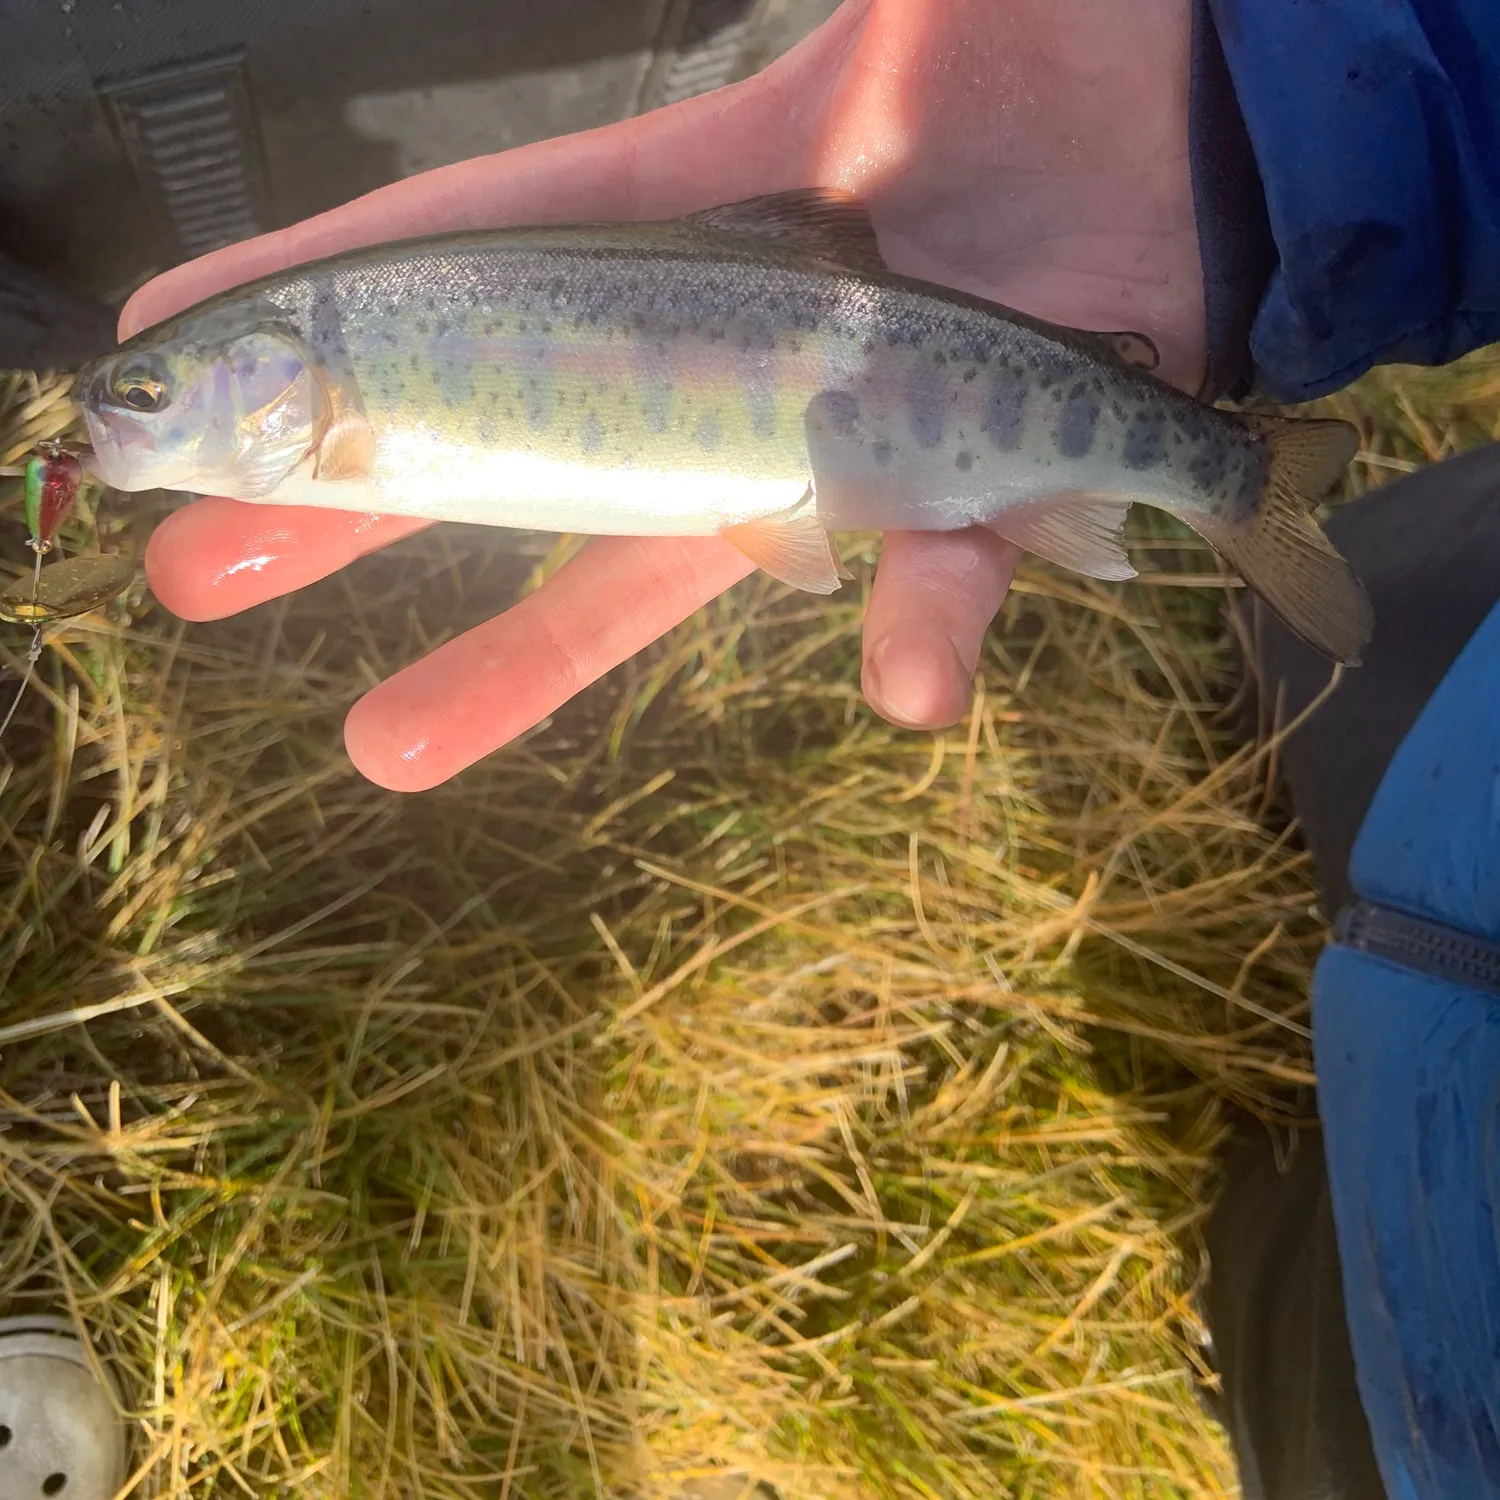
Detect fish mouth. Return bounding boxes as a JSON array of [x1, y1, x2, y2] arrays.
[[72, 444, 111, 487], [78, 435, 156, 493], [76, 404, 171, 492]]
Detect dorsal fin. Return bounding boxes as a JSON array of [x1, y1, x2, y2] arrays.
[[684, 189, 888, 274]]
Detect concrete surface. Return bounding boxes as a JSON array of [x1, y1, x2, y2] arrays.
[[0, 0, 848, 314]]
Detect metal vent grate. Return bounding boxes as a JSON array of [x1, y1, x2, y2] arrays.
[[637, 0, 758, 112], [99, 53, 273, 265]]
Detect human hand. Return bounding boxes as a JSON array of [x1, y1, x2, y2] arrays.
[[128, 0, 1205, 790]]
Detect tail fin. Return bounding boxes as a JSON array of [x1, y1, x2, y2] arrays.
[[1189, 414, 1372, 666]]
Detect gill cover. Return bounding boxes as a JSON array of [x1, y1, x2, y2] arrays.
[[215, 330, 324, 498]]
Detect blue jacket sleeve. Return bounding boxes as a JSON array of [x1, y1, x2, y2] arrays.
[[1190, 0, 1500, 403], [1314, 598, 1500, 1500]]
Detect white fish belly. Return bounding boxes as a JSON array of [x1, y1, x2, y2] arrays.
[[251, 437, 811, 535]]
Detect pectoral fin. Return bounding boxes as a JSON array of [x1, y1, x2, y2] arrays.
[[314, 406, 376, 481], [722, 491, 850, 594]]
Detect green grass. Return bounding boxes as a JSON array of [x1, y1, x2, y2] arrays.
[[1, 350, 1495, 1499]]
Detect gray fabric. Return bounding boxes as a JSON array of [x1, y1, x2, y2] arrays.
[[1206, 440, 1500, 1500], [0, 252, 116, 371]]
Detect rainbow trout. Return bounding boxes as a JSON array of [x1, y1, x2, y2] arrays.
[[76, 189, 1371, 662]]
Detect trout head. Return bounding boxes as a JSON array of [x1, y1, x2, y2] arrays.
[[76, 319, 322, 500]]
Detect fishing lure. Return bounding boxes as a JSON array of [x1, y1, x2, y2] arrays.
[[0, 443, 133, 740]]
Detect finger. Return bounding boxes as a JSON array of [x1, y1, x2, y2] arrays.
[[119, 5, 863, 339], [144, 498, 431, 620], [343, 535, 754, 791], [861, 528, 1018, 729]]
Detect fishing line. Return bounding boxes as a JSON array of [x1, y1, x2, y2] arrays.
[[0, 443, 132, 751]]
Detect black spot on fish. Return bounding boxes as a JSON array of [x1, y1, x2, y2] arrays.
[[1057, 386, 1101, 458], [1031, 350, 1075, 387], [956, 450, 974, 472], [695, 410, 723, 451], [518, 321, 529, 333], [872, 437, 894, 467], [933, 350, 948, 366], [642, 377, 673, 434], [1092, 376, 1105, 394], [818, 389, 861, 439], [521, 369, 551, 431], [1049, 388, 1063, 402], [1121, 413, 1167, 470], [709, 326, 726, 342], [1239, 440, 1271, 497], [745, 382, 777, 438], [1111, 401, 1128, 422], [962, 368, 977, 384], [982, 365, 1027, 451], [1188, 444, 1232, 493], [905, 367, 946, 449]]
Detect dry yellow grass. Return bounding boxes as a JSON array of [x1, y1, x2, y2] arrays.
[[1, 348, 1496, 1499]]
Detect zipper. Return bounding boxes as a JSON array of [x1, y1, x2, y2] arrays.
[[1334, 899, 1500, 997]]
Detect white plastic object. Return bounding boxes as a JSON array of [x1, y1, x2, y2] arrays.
[[0, 1315, 126, 1500]]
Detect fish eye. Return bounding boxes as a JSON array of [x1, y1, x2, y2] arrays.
[[109, 362, 169, 414]]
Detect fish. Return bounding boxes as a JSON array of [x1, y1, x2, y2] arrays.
[[74, 188, 1372, 663]]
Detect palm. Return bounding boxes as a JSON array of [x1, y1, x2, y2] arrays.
[[130, 0, 1201, 790]]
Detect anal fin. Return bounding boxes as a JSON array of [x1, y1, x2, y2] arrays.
[[723, 491, 850, 594], [987, 495, 1137, 581]]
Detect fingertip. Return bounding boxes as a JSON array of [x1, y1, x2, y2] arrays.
[[863, 629, 973, 729], [343, 689, 442, 794], [144, 498, 431, 621], [860, 528, 1017, 731]]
